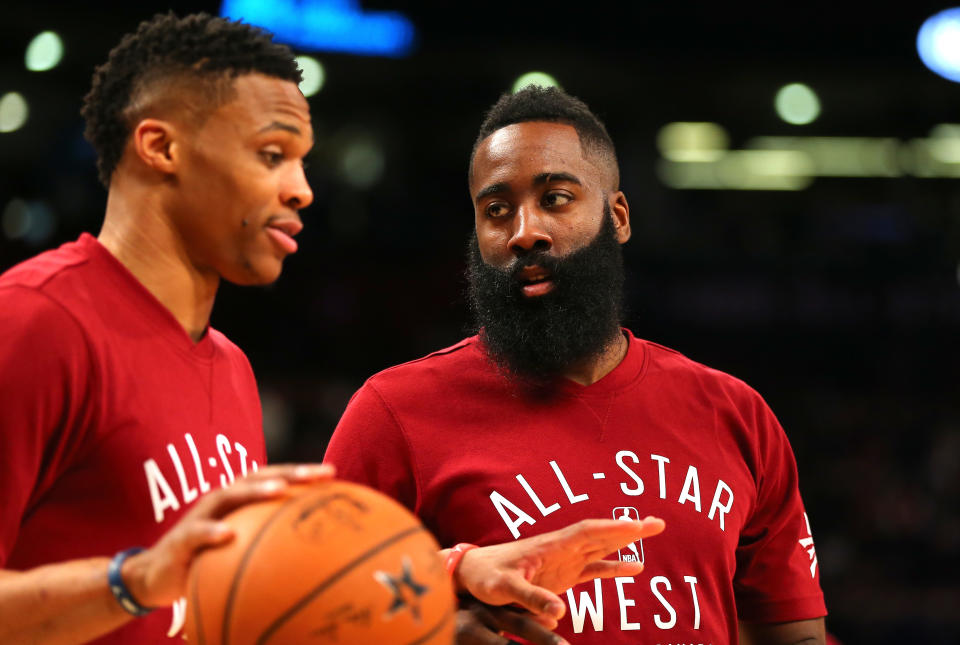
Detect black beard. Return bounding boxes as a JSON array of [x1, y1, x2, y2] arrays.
[[467, 205, 625, 385]]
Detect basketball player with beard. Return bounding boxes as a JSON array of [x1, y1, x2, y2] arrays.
[[0, 15, 659, 644], [325, 87, 827, 644]]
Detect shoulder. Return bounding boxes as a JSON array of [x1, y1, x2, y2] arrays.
[[0, 236, 93, 292], [639, 336, 767, 409], [363, 336, 486, 392], [0, 236, 101, 332]]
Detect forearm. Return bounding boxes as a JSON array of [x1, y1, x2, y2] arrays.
[[738, 617, 826, 645], [0, 559, 134, 645]]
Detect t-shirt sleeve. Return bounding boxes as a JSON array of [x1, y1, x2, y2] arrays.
[[733, 392, 827, 623], [323, 381, 419, 512], [0, 286, 96, 567]]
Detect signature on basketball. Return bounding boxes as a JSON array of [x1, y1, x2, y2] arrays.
[[292, 492, 371, 542], [309, 602, 373, 641]]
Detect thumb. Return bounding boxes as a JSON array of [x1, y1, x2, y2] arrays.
[[173, 520, 235, 555], [497, 576, 566, 620]]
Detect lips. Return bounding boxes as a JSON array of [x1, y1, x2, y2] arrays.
[[264, 217, 303, 255], [516, 265, 555, 297]]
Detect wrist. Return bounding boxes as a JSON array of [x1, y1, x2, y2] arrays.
[[109, 548, 154, 616], [444, 543, 478, 592]]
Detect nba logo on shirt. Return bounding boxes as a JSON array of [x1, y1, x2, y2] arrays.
[[612, 507, 644, 564]]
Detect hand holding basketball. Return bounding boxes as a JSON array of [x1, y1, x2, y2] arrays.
[[120, 463, 335, 610], [452, 517, 666, 620], [185, 479, 455, 645]]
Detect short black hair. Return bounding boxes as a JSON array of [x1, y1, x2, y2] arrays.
[[471, 85, 619, 188], [82, 12, 302, 186]]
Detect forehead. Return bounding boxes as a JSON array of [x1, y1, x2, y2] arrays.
[[212, 73, 312, 135], [470, 122, 599, 191]]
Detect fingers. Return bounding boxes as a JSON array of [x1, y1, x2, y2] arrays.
[[455, 608, 510, 645], [578, 558, 643, 582], [190, 477, 292, 520], [189, 464, 336, 520], [247, 463, 336, 483], [491, 576, 566, 620], [465, 604, 569, 645], [557, 517, 665, 557], [174, 519, 235, 553]]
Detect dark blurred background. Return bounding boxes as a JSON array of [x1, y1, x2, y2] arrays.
[[2, 1, 959, 642]]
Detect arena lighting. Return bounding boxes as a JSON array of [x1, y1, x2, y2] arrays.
[[0, 92, 28, 133], [917, 8, 960, 82], [748, 137, 901, 177], [220, 0, 415, 57], [512, 72, 559, 93], [339, 136, 385, 188], [295, 55, 325, 97], [657, 151, 813, 191], [2, 198, 56, 245], [657, 122, 729, 162], [2, 199, 29, 239], [926, 124, 960, 162], [657, 125, 960, 190], [774, 83, 820, 125], [25, 31, 64, 72]]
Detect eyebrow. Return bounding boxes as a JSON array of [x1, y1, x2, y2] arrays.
[[259, 121, 304, 137], [475, 182, 510, 202], [534, 171, 582, 186], [475, 172, 583, 203]]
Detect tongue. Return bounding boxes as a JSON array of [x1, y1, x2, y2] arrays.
[[266, 226, 298, 254]]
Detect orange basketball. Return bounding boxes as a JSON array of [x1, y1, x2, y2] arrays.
[[185, 480, 455, 645]]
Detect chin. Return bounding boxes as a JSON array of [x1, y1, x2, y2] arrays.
[[222, 258, 285, 286]]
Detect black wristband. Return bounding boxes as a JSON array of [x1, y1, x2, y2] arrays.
[[107, 547, 153, 616]]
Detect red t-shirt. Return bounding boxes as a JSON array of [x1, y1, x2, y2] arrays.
[[0, 234, 266, 643], [326, 332, 826, 644]]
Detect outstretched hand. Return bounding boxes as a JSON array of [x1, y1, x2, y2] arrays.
[[452, 517, 665, 620], [121, 463, 335, 609]]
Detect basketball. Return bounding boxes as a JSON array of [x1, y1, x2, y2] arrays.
[[185, 480, 455, 645]]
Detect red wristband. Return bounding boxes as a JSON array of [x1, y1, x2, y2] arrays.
[[444, 543, 478, 576]]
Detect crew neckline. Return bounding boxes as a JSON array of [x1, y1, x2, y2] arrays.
[[554, 329, 648, 397], [77, 233, 217, 360]]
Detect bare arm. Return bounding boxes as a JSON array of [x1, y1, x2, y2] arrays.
[[739, 617, 826, 645], [0, 464, 333, 645], [445, 517, 665, 620]]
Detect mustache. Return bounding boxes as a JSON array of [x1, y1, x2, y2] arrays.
[[499, 250, 559, 279]]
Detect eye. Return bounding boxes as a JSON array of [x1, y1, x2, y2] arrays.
[[542, 191, 572, 208], [259, 149, 285, 167], [485, 201, 511, 219]]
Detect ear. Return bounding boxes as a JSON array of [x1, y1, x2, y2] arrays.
[[130, 118, 179, 176], [610, 191, 631, 244]]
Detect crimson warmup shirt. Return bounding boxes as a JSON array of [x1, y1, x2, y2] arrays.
[[0, 234, 266, 643], [326, 333, 826, 645]]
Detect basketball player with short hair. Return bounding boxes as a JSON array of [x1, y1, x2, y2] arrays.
[[325, 86, 828, 644], [0, 14, 668, 644]]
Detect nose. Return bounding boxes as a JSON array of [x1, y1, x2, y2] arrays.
[[280, 164, 314, 211], [508, 204, 552, 256]]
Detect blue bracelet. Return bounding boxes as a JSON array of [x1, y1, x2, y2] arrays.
[[107, 547, 153, 616]]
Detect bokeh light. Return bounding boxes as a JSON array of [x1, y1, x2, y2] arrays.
[[296, 55, 325, 97], [0, 93, 29, 133], [512, 71, 559, 93], [917, 8, 960, 83], [657, 122, 730, 162], [339, 137, 385, 188], [2, 198, 56, 245], [25, 31, 64, 72], [775, 83, 821, 125]]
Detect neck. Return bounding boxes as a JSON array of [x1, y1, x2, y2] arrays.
[[98, 184, 219, 343], [562, 329, 628, 386]]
